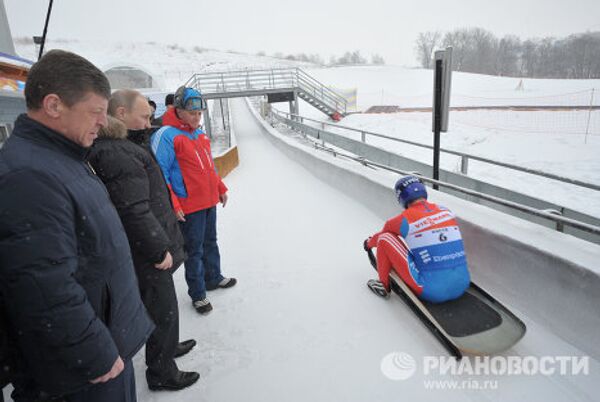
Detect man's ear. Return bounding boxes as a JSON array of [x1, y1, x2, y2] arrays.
[[115, 106, 127, 120], [42, 94, 63, 118]]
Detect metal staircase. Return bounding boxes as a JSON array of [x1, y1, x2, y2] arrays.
[[184, 68, 347, 118]]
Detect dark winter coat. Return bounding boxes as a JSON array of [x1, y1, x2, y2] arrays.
[[0, 114, 154, 398], [88, 118, 185, 272], [0, 294, 13, 390]]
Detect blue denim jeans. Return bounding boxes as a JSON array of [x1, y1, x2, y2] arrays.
[[179, 207, 224, 302]]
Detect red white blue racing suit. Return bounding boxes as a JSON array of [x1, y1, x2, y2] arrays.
[[367, 200, 470, 303]]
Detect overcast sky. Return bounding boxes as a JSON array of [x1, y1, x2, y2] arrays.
[[5, 0, 600, 65]]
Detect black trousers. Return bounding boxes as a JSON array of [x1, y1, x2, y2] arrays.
[[135, 266, 179, 382]]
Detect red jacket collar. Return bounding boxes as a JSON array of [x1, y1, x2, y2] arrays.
[[162, 108, 196, 133]]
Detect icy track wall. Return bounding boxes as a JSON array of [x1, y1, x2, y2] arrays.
[[243, 98, 600, 360]]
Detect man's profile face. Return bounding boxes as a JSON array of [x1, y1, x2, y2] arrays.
[[178, 109, 202, 130], [59, 92, 108, 148], [122, 96, 152, 130]]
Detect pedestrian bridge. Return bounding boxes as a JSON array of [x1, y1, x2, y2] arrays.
[[185, 68, 348, 120]]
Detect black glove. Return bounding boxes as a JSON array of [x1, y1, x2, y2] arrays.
[[363, 238, 371, 251]]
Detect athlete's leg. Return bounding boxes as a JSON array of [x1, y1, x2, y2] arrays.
[[376, 233, 423, 296]]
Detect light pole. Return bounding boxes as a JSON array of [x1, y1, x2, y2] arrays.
[[38, 0, 54, 60]]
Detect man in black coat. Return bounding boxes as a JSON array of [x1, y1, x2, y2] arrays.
[[0, 50, 154, 401], [151, 93, 174, 127], [88, 89, 199, 391], [0, 294, 14, 402]]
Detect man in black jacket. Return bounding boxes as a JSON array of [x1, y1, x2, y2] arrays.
[[0, 294, 13, 402], [0, 50, 154, 401], [151, 93, 174, 127], [88, 89, 199, 391]]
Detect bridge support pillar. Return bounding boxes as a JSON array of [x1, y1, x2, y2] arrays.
[[289, 91, 299, 120], [203, 102, 213, 139]]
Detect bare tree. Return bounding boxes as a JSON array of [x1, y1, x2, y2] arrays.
[[442, 29, 472, 71], [416, 28, 600, 78], [495, 35, 521, 76], [414, 31, 441, 68], [371, 54, 386, 65], [519, 39, 538, 77], [536, 37, 557, 77], [467, 28, 497, 74], [568, 33, 598, 78]]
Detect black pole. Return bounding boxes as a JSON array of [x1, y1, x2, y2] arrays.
[[38, 0, 54, 60], [433, 58, 443, 190], [219, 98, 226, 130]]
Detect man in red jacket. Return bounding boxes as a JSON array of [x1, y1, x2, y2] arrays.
[[151, 86, 236, 314]]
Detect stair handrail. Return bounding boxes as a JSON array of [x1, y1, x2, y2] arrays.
[[185, 68, 348, 115]]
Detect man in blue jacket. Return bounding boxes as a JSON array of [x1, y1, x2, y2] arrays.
[[0, 50, 154, 402]]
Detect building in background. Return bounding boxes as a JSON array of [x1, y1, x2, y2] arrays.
[[0, 0, 30, 147]]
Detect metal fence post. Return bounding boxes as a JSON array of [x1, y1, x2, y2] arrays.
[[203, 102, 212, 139], [361, 131, 366, 143], [460, 156, 469, 175], [585, 88, 595, 144]]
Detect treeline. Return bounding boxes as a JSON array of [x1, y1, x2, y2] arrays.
[[260, 50, 385, 66], [415, 28, 600, 78]]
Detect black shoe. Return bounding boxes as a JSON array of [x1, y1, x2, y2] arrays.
[[206, 277, 237, 291], [174, 339, 196, 358], [148, 370, 200, 391], [193, 298, 213, 314], [367, 279, 389, 298]]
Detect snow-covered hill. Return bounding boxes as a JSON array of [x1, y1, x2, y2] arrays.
[[288, 66, 600, 218], [13, 38, 314, 90], [13, 40, 600, 217]]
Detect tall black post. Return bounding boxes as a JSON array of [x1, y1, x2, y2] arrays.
[[38, 0, 54, 60], [433, 58, 443, 190]]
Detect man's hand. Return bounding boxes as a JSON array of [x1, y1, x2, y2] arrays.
[[155, 251, 173, 270], [363, 238, 371, 251], [176, 210, 186, 222], [90, 356, 124, 384], [219, 193, 228, 208]]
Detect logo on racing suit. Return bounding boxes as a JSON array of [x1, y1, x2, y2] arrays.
[[419, 250, 432, 264]]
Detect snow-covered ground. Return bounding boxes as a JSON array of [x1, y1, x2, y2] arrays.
[[276, 66, 600, 218], [305, 66, 600, 110], [134, 99, 598, 401], [3, 47, 600, 400], [13, 38, 313, 90]]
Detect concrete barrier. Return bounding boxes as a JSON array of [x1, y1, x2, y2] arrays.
[[243, 98, 600, 360], [213, 98, 239, 179], [214, 146, 239, 178], [271, 112, 600, 244]]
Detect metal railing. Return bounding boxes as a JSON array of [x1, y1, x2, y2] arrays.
[[272, 109, 600, 192], [305, 140, 600, 237], [208, 98, 232, 153], [185, 68, 347, 115], [263, 104, 600, 243]]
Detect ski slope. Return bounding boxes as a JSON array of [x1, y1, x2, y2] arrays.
[[127, 99, 597, 402]]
